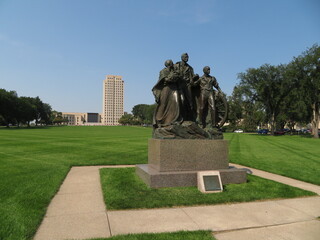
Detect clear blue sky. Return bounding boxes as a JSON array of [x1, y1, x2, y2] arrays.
[[1, 0, 319, 113]]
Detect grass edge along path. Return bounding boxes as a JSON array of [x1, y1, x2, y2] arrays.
[[226, 133, 320, 186], [91, 230, 215, 240], [100, 168, 316, 210]]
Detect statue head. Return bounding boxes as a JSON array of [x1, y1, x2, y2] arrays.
[[181, 53, 189, 62], [203, 66, 210, 74], [164, 59, 173, 68]]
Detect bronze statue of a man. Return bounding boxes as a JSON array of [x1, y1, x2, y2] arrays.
[[174, 53, 199, 121], [195, 66, 222, 128]]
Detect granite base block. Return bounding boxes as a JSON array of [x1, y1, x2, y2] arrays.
[[148, 139, 229, 172], [136, 164, 247, 188]]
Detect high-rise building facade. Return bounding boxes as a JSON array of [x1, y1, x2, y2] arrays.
[[102, 75, 124, 125]]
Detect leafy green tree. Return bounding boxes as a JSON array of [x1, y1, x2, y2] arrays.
[[32, 96, 45, 126], [276, 67, 310, 131], [227, 87, 243, 130], [41, 103, 52, 125], [132, 104, 156, 124], [118, 113, 134, 125], [0, 115, 4, 125], [0, 89, 18, 127], [132, 104, 149, 122], [16, 97, 36, 127], [52, 111, 64, 125], [290, 44, 320, 138], [0, 89, 53, 127], [228, 85, 267, 132], [242, 101, 266, 132], [237, 64, 294, 134], [145, 104, 156, 124]]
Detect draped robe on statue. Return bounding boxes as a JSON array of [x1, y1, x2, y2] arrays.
[[152, 67, 183, 128]]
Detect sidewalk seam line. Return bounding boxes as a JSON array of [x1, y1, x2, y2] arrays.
[[213, 218, 318, 235], [105, 209, 113, 237], [180, 208, 201, 229], [97, 167, 113, 237]]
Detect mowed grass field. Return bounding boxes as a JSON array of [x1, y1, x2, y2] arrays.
[[226, 133, 320, 185], [0, 126, 319, 240], [0, 126, 150, 240], [100, 168, 314, 210]]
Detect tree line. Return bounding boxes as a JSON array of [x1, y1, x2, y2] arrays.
[[0, 89, 64, 127], [228, 44, 319, 138], [118, 104, 156, 126]]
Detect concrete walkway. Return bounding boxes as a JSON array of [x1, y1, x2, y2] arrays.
[[34, 165, 134, 240], [34, 165, 320, 240], [230, 163, 320, 195]]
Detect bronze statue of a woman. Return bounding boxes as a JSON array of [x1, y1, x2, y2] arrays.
[[152, 59, 183, 128]]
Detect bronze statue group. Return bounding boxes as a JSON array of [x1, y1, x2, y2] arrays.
[[152, 53, 226, 139]]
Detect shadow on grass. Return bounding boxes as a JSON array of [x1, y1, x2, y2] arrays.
[[230, 165, 253, 174]]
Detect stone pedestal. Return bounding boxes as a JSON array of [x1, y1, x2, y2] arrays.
[[136, 139, 247, 188]]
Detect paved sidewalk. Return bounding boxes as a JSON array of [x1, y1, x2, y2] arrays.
[[231, 163, 320, 195], [34, 165, 320, 240], [108, 197, 320, 237], [215, 220, 320, 240], [34, 165, 134, 240]]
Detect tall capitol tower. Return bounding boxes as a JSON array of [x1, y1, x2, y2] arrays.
[[102, 75, 124, 125]]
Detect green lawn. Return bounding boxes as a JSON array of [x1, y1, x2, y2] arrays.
[[92, 231, 215, 240], [0, 126, 150, 240], [0, 126, 319, 240], [226, 133, 320, 185], [100, 168, 315, 210]]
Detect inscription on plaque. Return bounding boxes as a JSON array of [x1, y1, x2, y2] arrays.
[[197, 171, 223, 193], [203, 175, 221, 191]]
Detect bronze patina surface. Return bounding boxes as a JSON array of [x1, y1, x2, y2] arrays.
[[152, 53, 227, 139]]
